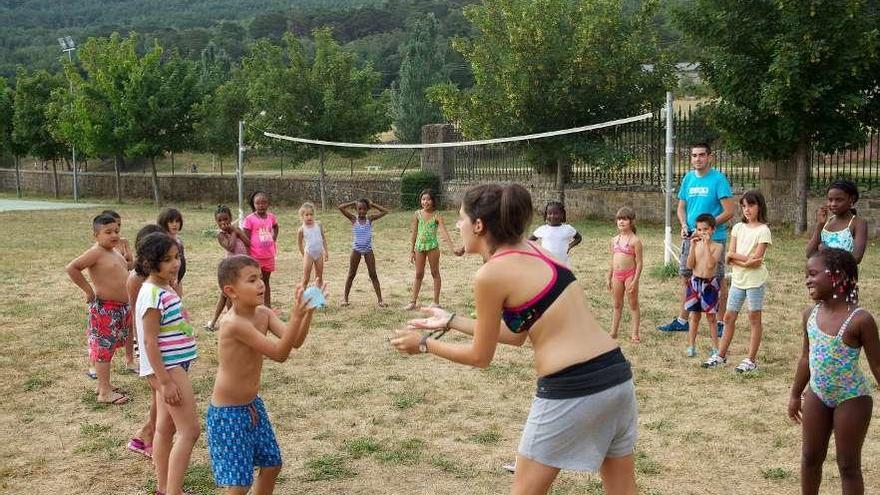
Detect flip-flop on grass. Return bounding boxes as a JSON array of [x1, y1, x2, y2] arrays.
[[97, 391, 129, 406]]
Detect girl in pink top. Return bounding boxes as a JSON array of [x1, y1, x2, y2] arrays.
[[243, 191, 279, 309], [206, 205, 251, 331], [607, 207, 643, 343]]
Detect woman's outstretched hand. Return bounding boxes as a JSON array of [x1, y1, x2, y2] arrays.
[[391, 328, 421, 354], [407, 307, 452, 330]]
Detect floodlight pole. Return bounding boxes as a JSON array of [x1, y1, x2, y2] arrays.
[[60, 38, 78, 202], [664, 91, 674, 265], [238, 120, 245, 222]]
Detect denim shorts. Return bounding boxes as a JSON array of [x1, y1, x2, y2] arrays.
[[727, 284, 766, 313], [679, 237, 726, 279]]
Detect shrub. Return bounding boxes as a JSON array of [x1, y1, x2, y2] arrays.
[[401, 171, 440, 209]]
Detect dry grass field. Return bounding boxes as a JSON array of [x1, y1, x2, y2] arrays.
[[0, 195, 877, 494]]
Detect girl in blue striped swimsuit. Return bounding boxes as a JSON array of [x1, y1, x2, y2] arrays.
[[338, 198, 389, 306]]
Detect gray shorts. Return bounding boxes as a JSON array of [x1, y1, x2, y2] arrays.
[[518, 379, 638, 472], [679, 237, 727, 278]]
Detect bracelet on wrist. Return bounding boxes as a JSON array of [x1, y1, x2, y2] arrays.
[[445, 312, 456, 330]]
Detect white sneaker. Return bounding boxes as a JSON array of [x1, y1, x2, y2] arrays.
[[735, 358, 757, 373], [502, 461, 516, 473], [701, 354, 727, 368]]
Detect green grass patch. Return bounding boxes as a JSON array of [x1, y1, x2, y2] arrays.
[[376, 438, 425, 465], [344, 436, 383, 459], [761, 467, 792, 480], [635, 450, 662, 476], [651, 260, 679, 280], [79, 423, 112, 436], [430, 455, 474, 478], [23, 374, 54, 392], [141, 463, 216, 495], [302, 454, 357, 482], [468, 427, 502, 445], [392, 391, 425, 410]]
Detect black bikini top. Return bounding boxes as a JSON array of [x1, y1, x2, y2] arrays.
[[491, 242, 577, 333]]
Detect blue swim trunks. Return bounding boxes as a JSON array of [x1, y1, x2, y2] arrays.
[[206, 396, 282, 487]]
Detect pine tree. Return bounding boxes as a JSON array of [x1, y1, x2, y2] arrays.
[[391, 14, 448, 143]]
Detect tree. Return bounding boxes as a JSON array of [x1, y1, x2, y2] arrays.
[[198, 41, 232, 95], [67, 33, 142, 203], [241, 29, 390, 207], [126, 47, 201, 204], [249, 11, 289, 42], [193, 79, 249, 168], [242, 29, 389, 144], [428, 0, 671, 181], [12, 68, 68, 164], [678, 0, 880, 232], [391, 14, 447, 143], [0, 78, 13, 163]]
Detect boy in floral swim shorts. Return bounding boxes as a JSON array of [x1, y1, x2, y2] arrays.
[[66, 213, 132, 405]]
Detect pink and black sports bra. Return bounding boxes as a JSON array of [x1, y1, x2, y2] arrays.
[[491, 242, 577, 333]]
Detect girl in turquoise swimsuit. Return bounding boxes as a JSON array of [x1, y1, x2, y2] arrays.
[[806, 179, 868, 264], [789, 249, 880, 495], [404, 189, 463, 310]]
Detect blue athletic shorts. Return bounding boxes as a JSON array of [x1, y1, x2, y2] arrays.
[[206, 396, 282, 487]]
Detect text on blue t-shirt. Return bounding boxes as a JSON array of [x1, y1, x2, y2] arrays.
[[678, 168, 733, 241]]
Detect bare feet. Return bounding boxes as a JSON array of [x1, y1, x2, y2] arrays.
[[340, 301, 350, 307], [630, 335, 641, 343], [377, 301, 388, 308]]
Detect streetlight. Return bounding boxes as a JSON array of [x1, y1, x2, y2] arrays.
[[58, 36, 78, 202]]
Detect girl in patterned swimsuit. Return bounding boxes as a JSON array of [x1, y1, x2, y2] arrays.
[[404, 189, 463, 310], [338, 198, 389, 307], [806, 179, 867, 264], [606, 207, 642, 343], [789, 249, 880, 495]]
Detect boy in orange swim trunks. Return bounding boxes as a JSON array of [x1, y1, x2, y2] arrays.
[[66, 213, 132, 405]]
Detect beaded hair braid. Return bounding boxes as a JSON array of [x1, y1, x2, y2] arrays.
[[819, 248, 859, 305]]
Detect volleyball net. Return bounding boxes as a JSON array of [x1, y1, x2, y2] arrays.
[[256, 111, 665, 193]]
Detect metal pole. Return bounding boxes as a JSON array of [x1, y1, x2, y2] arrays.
[[664, 91, 674, 264], [66, 49, 79, 202], [318, 147, 326, 211], [238, 120, 245, 221]]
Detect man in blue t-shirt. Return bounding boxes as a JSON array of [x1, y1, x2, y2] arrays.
[[658, 143, 735, 336]]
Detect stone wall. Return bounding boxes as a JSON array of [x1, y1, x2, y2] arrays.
[[443, 179, 880, 237], [3, 168, 876, 237], [0, 169, 402, 208]]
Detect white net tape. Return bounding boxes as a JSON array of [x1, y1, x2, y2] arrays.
[[263, 112, 653, 149]]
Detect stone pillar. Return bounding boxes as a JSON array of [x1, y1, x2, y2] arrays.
[[759, 159, 799, 228], [420, 123, 457, 181]]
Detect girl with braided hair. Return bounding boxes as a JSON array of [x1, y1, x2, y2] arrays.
[[789, 248, 880, 494]]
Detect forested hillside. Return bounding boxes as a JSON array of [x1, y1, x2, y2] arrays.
[[0, 0, 476, 86]]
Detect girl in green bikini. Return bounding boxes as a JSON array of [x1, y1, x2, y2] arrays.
[[404, 189, 464, 310]]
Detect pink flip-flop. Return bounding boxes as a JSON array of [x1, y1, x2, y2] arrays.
[[127, 437, 153, 459]]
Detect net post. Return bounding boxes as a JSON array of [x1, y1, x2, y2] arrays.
[[319, 147, 327, 211], [237, 120, 244, 222], [664, 91, 674, 265]]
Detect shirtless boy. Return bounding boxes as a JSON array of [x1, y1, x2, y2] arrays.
[[206, 255, 322, 494], [684, 213, 724, 358], [66, 213, 131, 405]]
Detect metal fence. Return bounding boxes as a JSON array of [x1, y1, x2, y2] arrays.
[[448, 109, 879, 192]]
